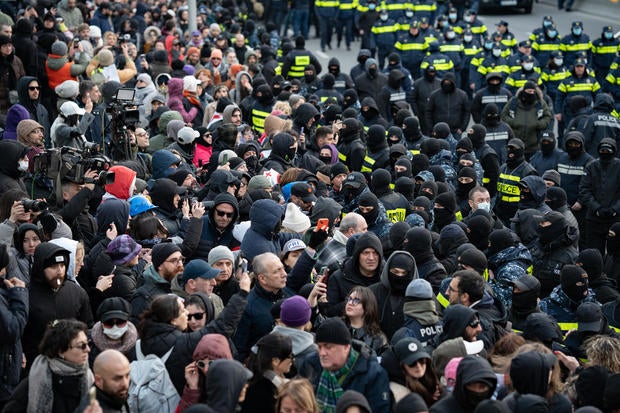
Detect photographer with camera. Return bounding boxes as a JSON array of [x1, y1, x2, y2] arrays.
[[51, 101, 95, 150]]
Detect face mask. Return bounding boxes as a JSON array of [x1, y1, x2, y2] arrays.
[[362, 109, 373, 119], [477, 202, 491, 212], [18, 160, 29, 172], [540, 140, 555, 153], [519, 92, 537, 105], [605, 32, 613, 40], [405, 11, 413, 17], [464, 34, 473, 42], [103, 324, 129, 340], [441, 81, 455, 93], [572, 28, 582, 36], [492, 49, 501, 57], [448, 13, 457, 20], [388, 271, 411, 294], [512, 289, 539, 312], [319, 155, 332, 164], [286, 146, 297, 162], [369, 3, 376, 10], [543, 20, 552, 28], [368, 67, 378, 77], [329, 67, 339, 76], [464, 389, 492, 409], [380, 14, 388, 21], [599, 151, 615, 161], [304, 74, 315, 83], [424, 71, 436, 81], [484, 42, 493, 50], [553, 58, 563, 66], [547, 30, 557, 38], [245, 155, 259, 170], [467, 15, 475, 23], [523, 63, 534, 71], [446, 31, 456, 40], [434, 208, 453, 228]]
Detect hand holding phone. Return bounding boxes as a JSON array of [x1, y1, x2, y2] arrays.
[[317, 218, 329, 232]]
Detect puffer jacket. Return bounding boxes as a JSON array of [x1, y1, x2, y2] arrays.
[[531, 226, 579, 297], [166, 78, 198, 124], [148, 111, 184, 153], [583, 94, 620, 157], [579, 138, 620, 222], [539, 285, 599, 326], [488, 243, 533, 310]]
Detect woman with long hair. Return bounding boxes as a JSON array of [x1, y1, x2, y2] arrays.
[[275, 378, 319, 413], [343, 286, 388, 354], [242, 333, 294, 413], [391, 337, 441, 406]]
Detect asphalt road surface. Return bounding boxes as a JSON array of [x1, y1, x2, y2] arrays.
[[297, 0, 618, 74]]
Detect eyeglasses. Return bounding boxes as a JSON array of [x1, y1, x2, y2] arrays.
[[71, 342, 90, 351], [29, 86, 40, 91], [102, 319, 128, 328], [166, 256, 185, 266], [447, 284, 459, 294], [188, 312, 205, 321], [215, 209, 234, 218], [468, 319, 481, 328], [346, 297, 361, 305]]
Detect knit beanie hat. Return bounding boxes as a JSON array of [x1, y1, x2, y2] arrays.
[[97, 48, 114, 66], [316, 317, 351, 345], [106, 234, 142, 265], [51, 40, 68, 56], [435, 192, 457, 213], [389, 253, 415, 273], [151, 242, 182, 270], [458, 248, 488, 275], [16, 119, 43, 143], [405, 278, 433, 299], [247, 175, 272, 192], [55, 80, 80, 98], [208, 245, 234, 266], [542, 169, 561, 186], [433, 122, 451, 139], [282, 203, 311, 233], [468, 124, 487, 147], [281, 295, 312, 327]]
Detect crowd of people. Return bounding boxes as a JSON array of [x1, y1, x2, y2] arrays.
[[1, 0, 620, 412]]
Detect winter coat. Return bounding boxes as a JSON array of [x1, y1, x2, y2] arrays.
[[129, 264, 172, 323], [0, 284, 28, 403], [240, 199, 299, 262], [488, 244, 532, 310], [557, 138, 593, 205], [370, 251, 419, 340], [298, 340, 391, 413], [354, 60, 388, 103], [531, 227, 579, 297], [193, 193, 240, 260], [471, 290, 509, 350], [140, 290, 248, 394], [501, 88, 553, 156], [45, 51, 88, 90], [579, 138, 620, 222], [395, 299, 443, 346], [16, 76, 50, 144], [0, 139, 28, 196], [22, 243, 93, 365], [425, 73, 470, 134], [12, 20, 38, 77], [232, 283, 293, 362], [539, 286, 599, 328], [582, 94, 620, 157], [166, 78, 198, 124]]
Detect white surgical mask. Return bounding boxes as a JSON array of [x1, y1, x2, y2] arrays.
[[492, 49, 501, 57], [554, 58, 563, 66], [380, 14, 388, 21], [406, 10, 413, 17], [464, 35, 473, 42], [449, 13, 457, 20], [477, 201, 491, 212], [103, 324, 129, 340], [523, 63, 534, 71], [18, 160, 29, 172], [446, 31, 456, 40]]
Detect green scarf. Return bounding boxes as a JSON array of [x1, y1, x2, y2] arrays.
[[316, 347, 360, 413]]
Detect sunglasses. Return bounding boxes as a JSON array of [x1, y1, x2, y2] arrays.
[[188, 312, 205, 321], [71, 342, 89, 351], [29, 86, 40, 91], [102, 319, 128, 328], [215, 209, 234, 218], [468, 319, 481, 328], [346, 297, 361, 305], [409, 358, 425, 367]]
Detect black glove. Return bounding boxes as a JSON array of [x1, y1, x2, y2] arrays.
[[307, 227, 329, 249]]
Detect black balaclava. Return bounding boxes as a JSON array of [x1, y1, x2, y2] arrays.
[[272, 132, 296, 162], [565, 131, 586, 158], [418, 181, 437, 201], [403, 116, 421, 142], [456, 136, 474, 157], [540, 135, 556, 155], [411, 154, 430, 176], [486, 74, 503, 93], [404, 227, 434, 264], [482, 103, 501, 127], [422, 138, 441, 158], [561, 264, 589, 303], [367, 124, 388, 152], [395, 158, 413, 179], [577, 249, 604, 283], [388, 69, 405, 90], [598, 139, 617, 163], [413, 196, 432, 215], [488, 228, 516, 257], [390, 222, 411, 251], [512, 283, 540, 315], [256, 84, 273, 104], [606, 222, 620, 257], [395, 176, 415, 199], [394, 109, 412, 130], [465, 215, 492, 251], [537, 211, 566, 245], [388, 253, 416, 294], [434, 192, 457, 229], [456, 167, 477, 199], [342, 89, 359, 109], [510, 351, 552, 397], [545, 186, 567, 211], [519, 81, 538, 106], [458, 153, 477, 171], [304, 64, 316, 83], [370, 168, 393, 197], [506, 138, 525, 169], [358, 192, 380, 224], [428, 165, 446, 183], [433, 122, 451, 140], [467, 124, 487, 149], [441, 75, 456, 93], [387, 126, 404, 146]]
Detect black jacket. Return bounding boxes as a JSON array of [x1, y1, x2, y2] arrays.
[[579, 138, 620, 222], [0, 285, 28, 403], [425, 73, 471, 134]]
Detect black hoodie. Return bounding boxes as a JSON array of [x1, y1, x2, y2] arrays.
[[583, 94, 620, 158], [23, 242, 93, 366], [0, 140, 29, 195]]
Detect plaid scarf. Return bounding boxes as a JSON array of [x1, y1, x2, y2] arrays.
[[316, 348, 360, 413]]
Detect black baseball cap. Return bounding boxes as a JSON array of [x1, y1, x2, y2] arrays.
[[511, 275, 541, 292], [577, 302, 603, 333], [291, 182, 317, 203]]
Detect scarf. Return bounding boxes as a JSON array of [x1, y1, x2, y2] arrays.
[[316, 348, 359, 413], [28, 355, 94, 413], [403, 300, 440, 325], [90, 321, 139, 354], [183, 90, 201, 107]]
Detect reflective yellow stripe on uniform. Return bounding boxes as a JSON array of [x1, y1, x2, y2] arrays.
[[437, 292, 450, 309], [395, 42, 427, 51], [386, 208, 407, 222], [557, 322, 578, 332], [289, 55, 311, 77], [498, 173, 521, 202], [360, 155, 375, 173], [455, 210, 463, 221], [338, 152, 347, 162], [251, 109, 270, 133], [372, 24, 398, 34], [592, 45, 620, 54]]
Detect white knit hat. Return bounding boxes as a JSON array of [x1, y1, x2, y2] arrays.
[[282, 203, 311, 234]]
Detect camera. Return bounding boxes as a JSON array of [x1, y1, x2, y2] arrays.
[[106, 88, 140, 160], [33, 146, 112, 185], [22, 199, 48, 212]]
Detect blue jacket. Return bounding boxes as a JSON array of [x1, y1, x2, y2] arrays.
[[90, 9, 113, 34], [240, 199, 299, 262], [488, 244, 532, 310], [539, 285, 599, 325], [298, 340, 391, 413], [0, 286, 28, 402]]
